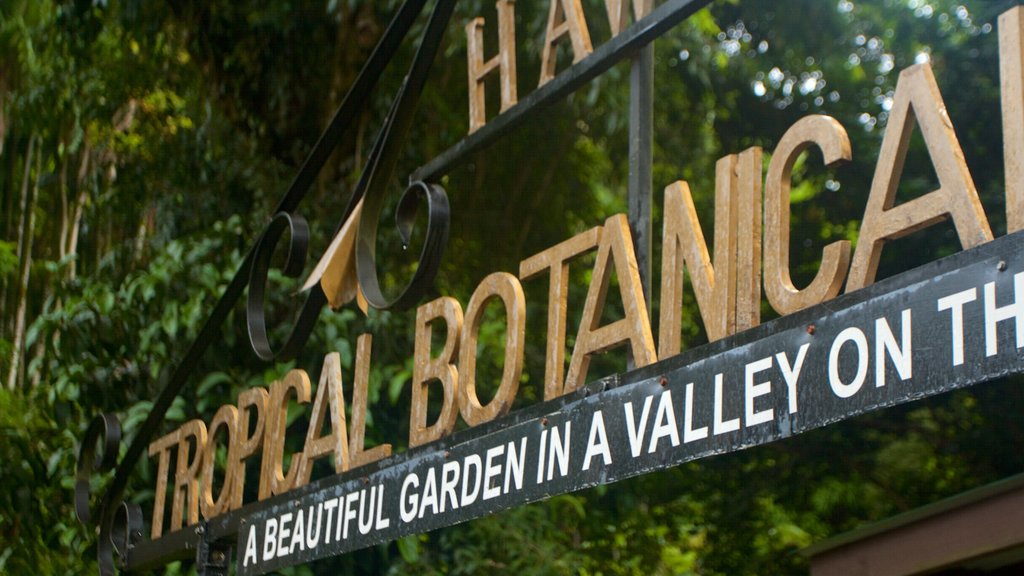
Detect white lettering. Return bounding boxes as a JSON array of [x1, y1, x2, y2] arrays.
[[343, 492, 358, 539], [547, 421, 571, 481], [713, 373, 740, 435], [289, 508, 305, 554], [418, 469, 438, 518], [323, 498, 338, 544], [648, 390, 681, 452], [400, 473, 419, 523], [938, 287, 977, 366], [984, 272, 1024, 356], [306, 503, 322, 549], [277, 512, 292, 559], [582, 411, 611, 470], [505, 438, 527, 493], [262, 517, 278, 561], [462, 454, 482, 506], [441, 461, 461, 513], [829, 327, 869, 398], [683, 383, 708, 443], [776, 343, 809, 414], [483, 445, 504, 500], [624, 396, 653, 457], [745, 357, 774, 426], [876, 310, 912, 386], [358, 487, 375, 535], [536, 429, 547, 483], [244, 524, 258, 567], [375, 485, 390, 530]]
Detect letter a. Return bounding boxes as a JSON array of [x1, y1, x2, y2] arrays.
[[848, 63, 992, 291], [539, 0, 592, 85], [565, 214, 656, 391]]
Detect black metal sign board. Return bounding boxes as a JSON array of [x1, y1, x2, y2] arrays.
[[236, 231, 1024, 575]]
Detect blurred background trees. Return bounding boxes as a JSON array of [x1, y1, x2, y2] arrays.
[[1, 0, 1022, 573]]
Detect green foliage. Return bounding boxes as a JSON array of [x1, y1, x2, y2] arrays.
[[2, 0, 1022, 574], [0, 240, 16, 278]]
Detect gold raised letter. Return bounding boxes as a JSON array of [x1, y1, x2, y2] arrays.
[[231, 387, 268, 509], [765, 115, 852, 314], [736, 147, 764, 332], [458, 272, 526, 426], [520, 226, 601, 400], [604, 0, 651, 37], [847, 64, 992, 291], [1000, 7, 1024, 233], [200, 404, 238, 519], [349, 334, 392, 468], [566, 214, 656, 391], [410, 297, 463, 447], [148, 429, 178, 539], [659, 156, 739, 357], [297, 353, 350, 486], [171, 419, 207, 532], [466, 0, 518, 133], [539, 0, 592, 86], [258, 370, 311, 500], [659, 147, 763, 357]]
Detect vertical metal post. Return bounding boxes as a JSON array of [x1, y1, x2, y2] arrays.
[[629, 44, 654, 308], [627, 42, 654, 371]]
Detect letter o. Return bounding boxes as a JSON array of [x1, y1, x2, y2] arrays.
[[829, 327, 869, 398], [200, 404, 239, 519], [458, 272, 526, 426]]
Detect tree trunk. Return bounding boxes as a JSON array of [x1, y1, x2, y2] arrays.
[[0, 140, 15, 324], [59, 154, 69, 261], [66, 146, 90, 281], [27, 282, 51, 389], [4, 136, 33, 340], [7, 135, 38, 391]]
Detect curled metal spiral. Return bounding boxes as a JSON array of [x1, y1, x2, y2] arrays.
[[246, 211, 326, 362], [352, 0, 456, 310], [356, 180, 450, 310], [76, 413, 142, 573], [109, 502, 145, 565], [75, 413, 121, 526], [76, 0, 455, 572]]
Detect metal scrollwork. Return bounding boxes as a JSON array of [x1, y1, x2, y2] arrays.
[[354, 0, 456, 310], [357, 180, 450, 310], [76, 413, 133, 574], [76, 0, 456, 572], [246, 211, 326, 361], [75, 413, 121, 526], [111, 502, 145, 559]]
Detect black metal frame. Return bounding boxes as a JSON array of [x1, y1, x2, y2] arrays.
[[74, 0, 714, 573]]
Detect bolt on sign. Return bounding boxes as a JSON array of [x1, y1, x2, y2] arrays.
[[74, 1, 1024, 574]]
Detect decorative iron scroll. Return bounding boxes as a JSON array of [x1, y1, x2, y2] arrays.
[[74, 0, 454, 570], [73, 0, 715, 572]]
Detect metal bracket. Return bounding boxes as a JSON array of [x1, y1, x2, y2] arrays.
[[194, 523, 231, 576]]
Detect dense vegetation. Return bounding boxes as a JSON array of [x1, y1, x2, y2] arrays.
[[2, 0, 1023, 573]]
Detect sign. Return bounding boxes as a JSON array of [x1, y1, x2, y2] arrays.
[[237, 230, 1024, 574], [72, 1, 1024, 574]]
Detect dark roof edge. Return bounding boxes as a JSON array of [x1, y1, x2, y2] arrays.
[[802, 472, 1024, 558]]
